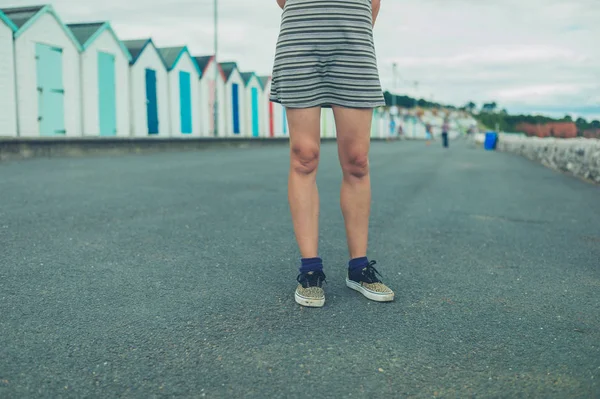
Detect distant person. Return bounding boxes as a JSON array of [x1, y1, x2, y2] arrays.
[[425, 123, 433, 145], [397, 124, 404, 139], [442, 119, 450, 148], [271, 0, 394, 307]]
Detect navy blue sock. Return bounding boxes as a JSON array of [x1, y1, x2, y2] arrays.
[[300, 257, 323, 274], [349, 256, 369, 271]]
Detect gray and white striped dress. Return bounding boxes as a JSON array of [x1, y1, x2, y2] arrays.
[[270, 0, 385, 109]]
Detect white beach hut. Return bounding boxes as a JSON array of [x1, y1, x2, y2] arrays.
[[2, 5, 82, 137], [158, 46, 201, 137], [321, 109, 336, 138], [123, 38, 169, 137], [258, 76, 274, 138], [68, 22, 131, 136], [240, 72, 264, 138], [194, 55, 226, 137], [219, 62, 245, 137], [0, 10, 17, 137]]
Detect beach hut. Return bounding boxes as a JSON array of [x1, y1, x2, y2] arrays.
[[240, 72, 263, 138], [68, 22, 131, 136], [158, 46, 201, 136], [219, 62, 245, 136], [258, 76, 274, 138], [123, 39, 169, 137], [321, 109, 336, 138], [260, 76, 288, 137], [195, 55, 226, 137], [0, 10, 17, 137], [2, 5, 82, 137]]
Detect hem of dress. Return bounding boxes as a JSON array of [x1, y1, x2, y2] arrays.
[[269, 97, 386, 110]]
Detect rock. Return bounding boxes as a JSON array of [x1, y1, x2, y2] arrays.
[[497, 134, 600, 184]]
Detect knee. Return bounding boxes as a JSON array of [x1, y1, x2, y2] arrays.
[[342, 151, 369, 179], [290, 143, 320, 175]]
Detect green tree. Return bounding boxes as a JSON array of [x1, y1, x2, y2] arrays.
[[465, 101, 476, 113]]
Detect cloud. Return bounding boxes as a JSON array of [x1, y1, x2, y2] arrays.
[[3, 0, 599, 120]]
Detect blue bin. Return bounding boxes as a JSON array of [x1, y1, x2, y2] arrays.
[[484, 131, 498, 151]]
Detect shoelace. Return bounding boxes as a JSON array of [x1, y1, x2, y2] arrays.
[[297, 270, 327, 288], [361, 260, 383, 284]]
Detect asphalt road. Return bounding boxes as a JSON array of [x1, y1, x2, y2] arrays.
[[1, 140, 599, 398]]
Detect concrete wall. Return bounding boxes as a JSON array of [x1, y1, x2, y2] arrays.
[[497, 134, 600, 183]]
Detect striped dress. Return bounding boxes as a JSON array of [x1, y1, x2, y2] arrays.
[[270, 0, 385, 109]]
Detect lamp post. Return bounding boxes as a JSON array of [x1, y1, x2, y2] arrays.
[[413, 81, 419, 138], [392, 62, 398, 108], [390, 63, 398, 138], [213, 0, 219, 137]]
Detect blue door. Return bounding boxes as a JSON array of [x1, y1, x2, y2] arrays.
[[283, 107, 288, 135], [251, 87, 259, 137], [232, 83, 240, 134], [145, 68, 159, 134], [36, 43, 65, 135], [98, 52, 116, 136], [179, 71, 192, 134]]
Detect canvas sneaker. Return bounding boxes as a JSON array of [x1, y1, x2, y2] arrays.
[[295, 270, 326, 307], [346, 260, 394, 302]]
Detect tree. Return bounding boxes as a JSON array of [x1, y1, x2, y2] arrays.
[[575, 117, 587, 127], [464, 101, 476, 113], [562, 115, 573, 122], [481, 102, 497, 113], [591, 120, 600, 128]]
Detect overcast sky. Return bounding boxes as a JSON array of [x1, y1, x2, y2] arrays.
[[7, 0, 600, 120]]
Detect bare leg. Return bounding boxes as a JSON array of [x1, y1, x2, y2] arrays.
[[287, 107, 322, 258], [333, 107, 373, 259]]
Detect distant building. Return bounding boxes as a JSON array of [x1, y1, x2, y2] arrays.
[[3, 5, 82, 137], [219, 62, 245, 136], [195, 55, 226, 137], [158, 46, 201, 136], [68, 22, 131, 137], [516, 122, 577, 138], [123, 39, 170, 137], [240, 72, 263, 138]]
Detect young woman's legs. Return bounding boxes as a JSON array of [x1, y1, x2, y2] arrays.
[[332, 106, 373, 259], [287, 107, 322, 259]]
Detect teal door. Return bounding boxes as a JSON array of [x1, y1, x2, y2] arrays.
[[36, 43, 65, 135], [98, 52, 116, 136], [145, 68, 159, 134], [232, 83, 240, 134], [179, 71, 192, 134], [251, 87, 259, 137], [283, 107, 288, 135]]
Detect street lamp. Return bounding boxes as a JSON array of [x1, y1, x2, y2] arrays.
[[213, 0, 219, 137], [413, 81, 419, 138], [392, 62, 398, 108]]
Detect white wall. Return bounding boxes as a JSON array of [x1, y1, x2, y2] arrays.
[[129, 43, 169, 137], [168, 52, 200, 137], [223, 69, 245, 137], [0, 21, 17, 137], [81, 29, 129, 136], [14, 12, 81, 137]]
